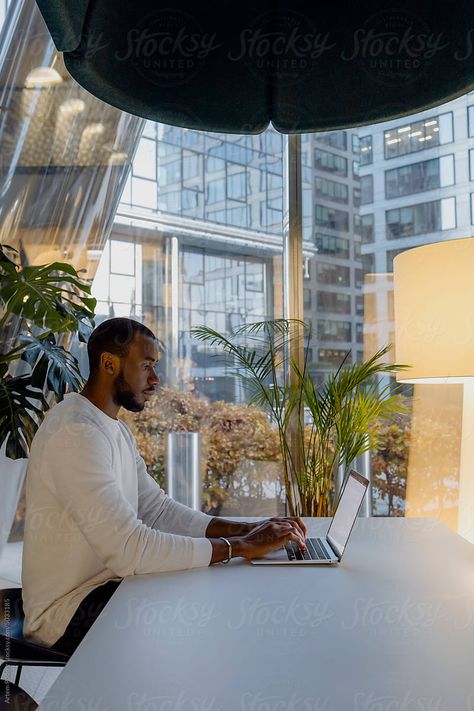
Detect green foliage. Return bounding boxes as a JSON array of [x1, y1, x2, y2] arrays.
[[192, 319, 408, 516], [0, 243, 96, 458]]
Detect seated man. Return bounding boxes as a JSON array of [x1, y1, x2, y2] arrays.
[[22, 317, 306, 654]]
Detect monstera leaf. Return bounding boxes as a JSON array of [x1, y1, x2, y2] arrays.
[[0, 245, 96, 336], [0, 363, 46, 459], [0, 244, 97, 458], [20, 334, 84, 400]]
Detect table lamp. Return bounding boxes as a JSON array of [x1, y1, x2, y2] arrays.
[[393, 237, 474, 542]]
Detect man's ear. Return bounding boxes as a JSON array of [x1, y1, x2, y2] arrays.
[[100, 352, 120, 376]]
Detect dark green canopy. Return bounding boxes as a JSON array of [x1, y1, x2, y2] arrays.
[[35, 0, 474, 133]]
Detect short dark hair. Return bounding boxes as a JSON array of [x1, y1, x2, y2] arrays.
[[87, 318, 156, 376]]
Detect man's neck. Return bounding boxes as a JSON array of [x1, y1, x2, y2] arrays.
[[80, 382, 120, 420]]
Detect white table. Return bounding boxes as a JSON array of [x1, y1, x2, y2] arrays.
[[38, 518, 474, 711]]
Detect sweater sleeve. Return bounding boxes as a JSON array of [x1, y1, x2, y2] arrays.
[[45, 423, 212, 576], [136, 449, 213, 537]]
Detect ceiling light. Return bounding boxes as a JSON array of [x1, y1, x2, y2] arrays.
[[24, 66, 63, 88]]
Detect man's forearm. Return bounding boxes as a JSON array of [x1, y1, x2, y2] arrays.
[[205, 517, 254, 538]]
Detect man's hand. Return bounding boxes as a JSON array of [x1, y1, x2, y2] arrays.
[[246, 517, 307, 549]]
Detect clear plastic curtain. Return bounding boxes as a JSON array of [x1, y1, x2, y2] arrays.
[[0, 0, 144, 286]]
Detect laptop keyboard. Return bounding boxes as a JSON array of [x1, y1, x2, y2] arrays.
[[284, 538, 331, 561]]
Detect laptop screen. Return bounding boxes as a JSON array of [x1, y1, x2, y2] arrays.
[[326, 470, 368, 559]]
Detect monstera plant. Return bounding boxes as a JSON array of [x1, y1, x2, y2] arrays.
[[192, 319, 407, 517], [0, 243, 96, 459]]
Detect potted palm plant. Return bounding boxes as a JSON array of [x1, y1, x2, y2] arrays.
[[192, 319, 407, 517], [0, 243, 96, 555]]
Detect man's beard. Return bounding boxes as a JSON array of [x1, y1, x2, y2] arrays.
[[112, 370, 144, 412]]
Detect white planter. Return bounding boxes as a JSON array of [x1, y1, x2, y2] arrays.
[[0, 439, 28, 560]]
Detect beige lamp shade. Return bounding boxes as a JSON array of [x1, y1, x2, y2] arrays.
[[393, 238, 474, 383]]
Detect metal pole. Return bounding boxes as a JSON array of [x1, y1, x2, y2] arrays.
[[167, 432, 201, 510], [282, 134, 304, 515]]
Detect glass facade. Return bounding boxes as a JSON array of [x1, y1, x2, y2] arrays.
[[386, 197, 456, 239], [4, 1, 474, 534], [385, 155, 455, 199], [384, 112, 454, 159]]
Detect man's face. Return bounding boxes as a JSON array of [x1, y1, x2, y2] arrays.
[[112, 332, 160, 412]]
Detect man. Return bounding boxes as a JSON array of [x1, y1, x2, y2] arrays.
[[22, 318, 306, 654]]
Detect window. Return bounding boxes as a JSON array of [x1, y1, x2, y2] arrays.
[[314, 234, 350, 259], [468, 106, 474, 137], [315, 261, 350, 286], [318, 349, 352, 367], [315, 131, 347, 150], [226, 169, 247, 202], [359, 135, 373, 165], [384, 112, 453, 159], [353, 187, 360, 207], [315, 176, 348, 204], [360, 175, 374, 205], [360, 214, 375, 244], [133, 138, 156, 180], [362, 253, 375, 275], [385, 155, 454, 199], [352, 134, 360, 155], [317, 291, 351, 314], [317, 319, 352, 343], [314, 148, 348, 177], [386, 247, 420, 272], [386, 197, 456, 239], [315, 204, 349, 232], [469, 149, 474, 181]]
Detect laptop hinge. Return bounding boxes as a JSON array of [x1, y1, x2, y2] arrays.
[[325, 535, 341, 560]]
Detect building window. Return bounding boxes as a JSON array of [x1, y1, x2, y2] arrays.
[[353, 187, 361, 207], [386, 246, 424, 272], [315, 261, 350, 286], [317, 291, 351, 314], [360, 214, 375, 244], [362, 253, 375, 275], [315, 176, 349, 204], [384, 112, 453, 159], [469, 149, 474, 181], [315, 204, 349, 232], [385, 155, 454, 199], [359, 135, 373, 165], [385, 197, 456, 239], [360, 174, 374, 205], [315, 131, 347, 151], [318, 349, 352, 367], [468, 106, 474, 137], [314, 233, 350, 259], [314, 148, 348, 177], [352, 134, 360, 155], [317, 319, 352, 343]]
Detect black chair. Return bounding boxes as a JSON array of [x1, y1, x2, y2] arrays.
[[0, 679, 38, 710], [0, 588, 70, 689]]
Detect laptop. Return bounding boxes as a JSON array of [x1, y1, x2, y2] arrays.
[[250, 469, 369, 565]]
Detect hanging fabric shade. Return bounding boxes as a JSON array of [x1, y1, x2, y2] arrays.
[[36, 0, 474, 134]]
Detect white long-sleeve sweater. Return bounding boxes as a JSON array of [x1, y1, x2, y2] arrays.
[[21, 392, 213, 648]]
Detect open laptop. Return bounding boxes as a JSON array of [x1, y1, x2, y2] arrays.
[[250, 469, 369, 565]]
